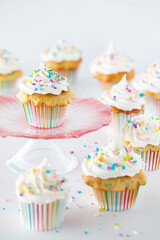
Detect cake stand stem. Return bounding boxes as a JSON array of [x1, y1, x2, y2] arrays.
[[7, 139, 78, 174]]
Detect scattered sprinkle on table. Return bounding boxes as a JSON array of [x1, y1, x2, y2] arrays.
[[77, 190, 82, 194]]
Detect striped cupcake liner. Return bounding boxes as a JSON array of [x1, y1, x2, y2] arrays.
[[92, 186, 140, 211], [22, 102, 67, 128], [56, 69, 78, 85], [110, 112, 142, 137], [135, 149, 160, 171], [0, 79, 16, 94], [19, 198, 67, 231]]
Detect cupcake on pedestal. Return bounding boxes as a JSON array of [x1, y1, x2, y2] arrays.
[[17, 64, 74, 128], [100, 75, 145, 137], [41, 40, 82, 85], [16, 161, 69, 231], [82, 139, 146, 211], [90, 42, 135, 91], [122, 114, 160, 171], [0, 49, 22, 94], [134, 60, 160, 116]]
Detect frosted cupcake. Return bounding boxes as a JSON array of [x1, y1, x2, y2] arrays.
[[90, 42, 135, 91], [16, 161, 69, 231], [122, 114, 160, 171], [100, 75, 145, 137], [0, 49, 22, 94], [82, 139, 146, 211], [134, 60, 160, 116], [17, 64, 73, 128], [41, 40, 82, 84]]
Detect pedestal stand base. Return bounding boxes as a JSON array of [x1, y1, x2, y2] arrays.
[[7, 139, 78, 174]]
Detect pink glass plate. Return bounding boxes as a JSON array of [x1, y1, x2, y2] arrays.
[[0, 95, 111, 139]]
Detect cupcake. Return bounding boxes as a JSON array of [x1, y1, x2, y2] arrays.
[[134, 60, 160, 116], [16, 161, 69, 231], [122, 114, 160, 171], [90, 42, 135, 91], [0, 49, 22, 94], [17, 64, 73, 128], [41, 40, 82, 85], [82, 139, 146, 211], [100, 75, 145, 137]]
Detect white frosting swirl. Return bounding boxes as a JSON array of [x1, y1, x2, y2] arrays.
[[18, 64, 69, 95], [16, 161, 69, 203], [100, 75, 145, 111], [82, 139, 143, 179], [134, 60, 160, 93], [90, 42, 134, 75], [122, 114, 160, 148], [41, 39, 81, 62], [0, 49, 21, 74]]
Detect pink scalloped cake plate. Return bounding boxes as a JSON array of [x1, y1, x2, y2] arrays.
[[0, 95, 111, 139]]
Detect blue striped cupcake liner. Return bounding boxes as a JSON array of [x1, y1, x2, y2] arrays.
[[93, 186, 140, 211], [22, 101, 67, 128], [19, 198, 67, 231]]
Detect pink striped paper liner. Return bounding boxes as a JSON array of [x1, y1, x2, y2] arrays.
[[110, 111, 143, 137], [135, 149, 160, 171], [22, 102, 67, 128], [19, 198, 67, 231], [0, 79, 17, 94], [92, 186, 140, 211]]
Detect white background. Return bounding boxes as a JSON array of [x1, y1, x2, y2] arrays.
[[0, 0, 160, 239]]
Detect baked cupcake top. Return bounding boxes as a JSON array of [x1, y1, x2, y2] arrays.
[[100, 75, 145, 111], [122, 114, 160, 148], [134, 60, 160, 93], [18, 64, 68, 95], [41, 40, 81, 63], [0, 49, 21, 74], [90, 42, 134, 75], [16, 161, 69, 203], [82, 139, 144, 180]]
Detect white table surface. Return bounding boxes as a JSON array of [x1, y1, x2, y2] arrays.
[[0, 124, 160, 240]]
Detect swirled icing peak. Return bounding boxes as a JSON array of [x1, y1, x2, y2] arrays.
[[90, 42, 134, 75], [0, 49, 21, 74], [18, 64, 68, 95], [16, 160, 69, 202], [100, 75, 145, 111], [134, 60, 160, 93], [82, 139, 143, 179], [41, 39, 81, 62], [122, 114, 160, 148]]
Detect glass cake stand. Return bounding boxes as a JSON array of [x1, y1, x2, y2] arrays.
[[0, 95, 111, 174]]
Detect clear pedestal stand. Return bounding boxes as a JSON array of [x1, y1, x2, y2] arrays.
[[0, 95, 111, 174], [7, 139, 78, 174]]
